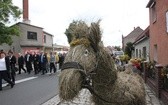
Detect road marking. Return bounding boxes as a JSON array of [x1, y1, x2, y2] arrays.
[[2, 76, 37, 87]]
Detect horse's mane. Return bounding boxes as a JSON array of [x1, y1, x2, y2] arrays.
[[92, 46, 117, 87]]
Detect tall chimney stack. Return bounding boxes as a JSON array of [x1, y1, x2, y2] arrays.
[[23, 0, 30, 24]]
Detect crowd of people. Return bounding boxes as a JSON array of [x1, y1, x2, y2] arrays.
[[0, 49, 66, 91]]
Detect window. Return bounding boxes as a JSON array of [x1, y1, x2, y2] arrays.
[[139, 49, 141, 58], [44, 35, 46, 43], [27, 31, 37, 40], [166, 11, 168, 33], [143, 47, 147, 60], [136, 49, 138, 58], [154, 45, 158, 62], [150, 2, 157, 23]]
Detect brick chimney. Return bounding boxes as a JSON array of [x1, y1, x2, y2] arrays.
[[23, 0, 30, 24]]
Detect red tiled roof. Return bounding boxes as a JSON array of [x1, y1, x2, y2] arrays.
[[134, 26, 149, 44], [124, 27, 144, 39]]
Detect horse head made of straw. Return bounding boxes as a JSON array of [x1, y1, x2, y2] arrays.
[[59, 20, 145, 105]]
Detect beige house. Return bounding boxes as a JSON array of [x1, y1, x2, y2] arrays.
[[122, 27, 143, 51], [0, 22, 54, 56], [0, 0, 54, 56], [53, 44, 69, 54]]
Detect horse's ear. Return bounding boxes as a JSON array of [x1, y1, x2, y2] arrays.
[[65, 29, 73, 43], [65, 20, 89, 44], [88, 20, 102, 52]]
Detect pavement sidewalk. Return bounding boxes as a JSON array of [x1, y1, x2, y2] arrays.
[[42, 84, 164, 105]]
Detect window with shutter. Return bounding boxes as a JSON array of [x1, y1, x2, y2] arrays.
[[166, 11, 168, 33], [44, 35, 46, 43], [136, 49, 138, 58], [27, 31, 37, 40], [151, 5, 157, 23], [148, 1, 156, 24]]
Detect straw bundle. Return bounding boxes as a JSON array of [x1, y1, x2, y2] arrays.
[[59, 69, 83, 101], [59, 20, 145, 105], [59, 44, 97, 101]]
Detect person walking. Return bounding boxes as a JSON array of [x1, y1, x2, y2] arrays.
[[39, 51, 48, 75], [0, 51, 15, 91], [58, 53, 65, 69], [32, 52, 39, 75], [18, 53, 26, 74], [24, 51, 33, 74], [46, 52, 50, 73], [8, 50, 16, 84], [49, 52, 56, 74]]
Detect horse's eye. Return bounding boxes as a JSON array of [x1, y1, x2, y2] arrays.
[[84, 49, 89, 56]]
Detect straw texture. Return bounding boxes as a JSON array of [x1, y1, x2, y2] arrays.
[[59, 20, 145, 105]]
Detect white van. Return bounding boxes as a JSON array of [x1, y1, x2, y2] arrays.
[[113, 51, 124, 59]]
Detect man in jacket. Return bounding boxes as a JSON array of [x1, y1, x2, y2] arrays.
[[24, 51, 33, 74], [8, 50, 16, 84], [18, 53, 26, 74], [39, 51, 48, 75]]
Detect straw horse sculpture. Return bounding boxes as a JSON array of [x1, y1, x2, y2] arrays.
[[59, 20, 146, 105]]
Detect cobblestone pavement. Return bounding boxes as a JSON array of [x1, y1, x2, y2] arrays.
[[42, 89, 92, 105], [42, 84, 164, 105], [145, 85, 164, 105]]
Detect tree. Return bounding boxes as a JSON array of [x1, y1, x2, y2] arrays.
[[114, 46, 121, 51], [0, 0, 22, 45], [124, 42, 134, 58]]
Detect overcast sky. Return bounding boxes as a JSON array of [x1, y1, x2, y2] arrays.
[[12, 0, 149, 47]]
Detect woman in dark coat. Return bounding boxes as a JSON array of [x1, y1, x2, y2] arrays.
[[0, 51, 15, 91], [32, 52, 39, 75]]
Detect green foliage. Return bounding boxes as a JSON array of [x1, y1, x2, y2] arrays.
[[162, 65, 168, 76], [114, 46, 121, 51], [0, 0, 22, 45], [119, 54, 130, 62], [0, 23, 20, 45], [124, 42, 134, 58], [0, 0, 22, 23]]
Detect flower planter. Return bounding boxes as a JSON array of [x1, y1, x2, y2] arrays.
[[163, 76, 168, 90]]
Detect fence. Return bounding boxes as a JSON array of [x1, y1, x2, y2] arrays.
[[142, 62, 168, 105]]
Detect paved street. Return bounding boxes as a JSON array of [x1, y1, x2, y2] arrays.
[[43, 84, 165, 105], [0, 71, 165, 105], [0, 72, 59, 105]]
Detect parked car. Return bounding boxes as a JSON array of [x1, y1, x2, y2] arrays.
[[113, 51, 124, 59]]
